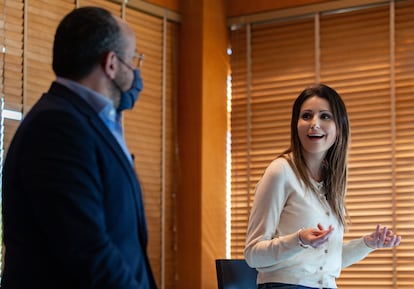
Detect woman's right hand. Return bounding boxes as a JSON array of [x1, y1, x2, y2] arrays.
[[298, 223, 334, 248]]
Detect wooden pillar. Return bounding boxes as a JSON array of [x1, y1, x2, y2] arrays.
[[176, 0, 228, 288]]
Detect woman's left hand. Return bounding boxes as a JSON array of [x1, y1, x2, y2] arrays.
[[363, 224, 401, 249]]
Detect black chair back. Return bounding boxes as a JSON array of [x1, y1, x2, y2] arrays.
[[215, 259, 258, 289]]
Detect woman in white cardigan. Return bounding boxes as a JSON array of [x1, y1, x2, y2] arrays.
[[244, 84, 401, 289]]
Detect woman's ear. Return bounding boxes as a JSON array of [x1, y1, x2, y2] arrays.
[[102, 51, 117, 79]]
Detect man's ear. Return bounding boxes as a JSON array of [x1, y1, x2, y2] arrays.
[[102, 51, 117, 79]]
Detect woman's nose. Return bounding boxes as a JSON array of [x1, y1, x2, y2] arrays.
[[310, 117, 320, 129]]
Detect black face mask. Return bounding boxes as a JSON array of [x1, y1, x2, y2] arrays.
[[117, 69, 143, 112]]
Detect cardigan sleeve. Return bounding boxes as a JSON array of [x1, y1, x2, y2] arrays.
[[244, 159, 304, 268], [341, 237, 374, 268]]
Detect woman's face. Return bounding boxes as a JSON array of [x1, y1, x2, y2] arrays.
[[297, 96, 337, 158]]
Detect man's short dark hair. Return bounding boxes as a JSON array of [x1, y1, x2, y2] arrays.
[[53, 6, 126, 80]]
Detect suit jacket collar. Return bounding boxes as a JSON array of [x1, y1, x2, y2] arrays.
[[47, 82, 139, 188]]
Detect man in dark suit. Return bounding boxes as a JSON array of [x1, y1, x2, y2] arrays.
[[1, 6, 157, 289]]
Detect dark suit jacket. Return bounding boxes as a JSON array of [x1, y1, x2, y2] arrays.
[[1, 82, 158, 289]]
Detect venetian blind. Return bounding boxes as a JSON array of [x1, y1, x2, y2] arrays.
[[394, 1, 414, 288], [230, 17, 315, 256], [160, 19, 178, 288], [123, 7, 163, 285], [0, 1, 178, 288], [1, 0, 24, 154], [25, 0, 73, 111], [229, 1, 414, 288], [319, 4, 395, 288]]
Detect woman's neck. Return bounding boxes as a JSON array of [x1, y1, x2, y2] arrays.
[[303, 152, 325, 182]]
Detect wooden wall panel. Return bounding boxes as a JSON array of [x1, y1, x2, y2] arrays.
[[145, 0, 179, 12], [226, 0, 332, 17]]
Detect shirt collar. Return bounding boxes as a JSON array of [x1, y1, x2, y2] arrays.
[[55, 77, 113, 112]]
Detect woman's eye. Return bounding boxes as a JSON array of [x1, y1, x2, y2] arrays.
[[301, 112, 312, 120], [321, 113, 332, 120]]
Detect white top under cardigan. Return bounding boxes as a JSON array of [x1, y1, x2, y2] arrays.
[[244, 157, 374, 289]]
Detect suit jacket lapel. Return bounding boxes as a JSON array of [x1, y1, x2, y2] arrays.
[[47, 82, 148, 245]]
